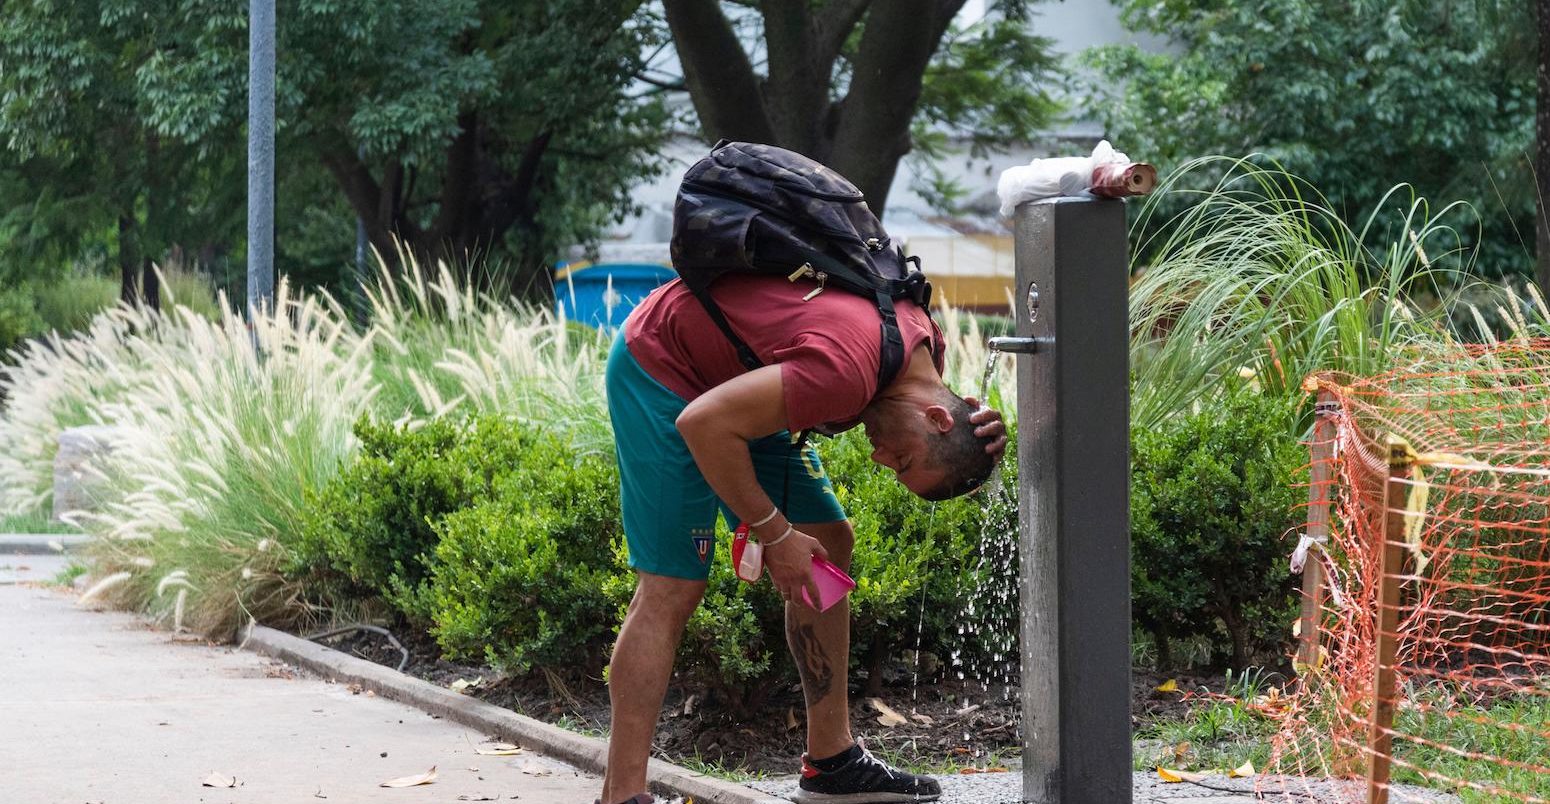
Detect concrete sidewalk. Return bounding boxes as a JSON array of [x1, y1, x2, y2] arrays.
[[0, 553, 602, 804], [2, 550, 1459, 804]]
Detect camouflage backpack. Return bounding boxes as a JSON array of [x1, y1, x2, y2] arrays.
[[670, 140, 934, 395]]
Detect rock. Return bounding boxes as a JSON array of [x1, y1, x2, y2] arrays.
[[52, 426, 121, 523]]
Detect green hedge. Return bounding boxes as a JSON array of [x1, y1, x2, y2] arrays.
[[428, 436, 624, 672], [1130, 384, 1305, 669], [299, 398, 1303, 702], [295, 417, 534, 624]]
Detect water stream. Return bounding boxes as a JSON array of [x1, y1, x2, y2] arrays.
[[926, 344, 1022, 756], [910, 502, 938, 702], [978, 348, 1002, 404]]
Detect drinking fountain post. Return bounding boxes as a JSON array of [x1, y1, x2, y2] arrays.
[[1014, 197, 1132, 804]]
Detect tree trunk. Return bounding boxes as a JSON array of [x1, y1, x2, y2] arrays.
[[320, 143, 415, 267], [1218, 608, 1251, 671], [663, 0, 967, 220], [661, 0, 775, 145], [827, 0, 957, 213], [118, 214, 141, 307], [1537, 0, 1550, 296], [861, 628, 889, 698], [142, 257, 161, 312], [322, 114, 554, 287], [1153, 623, 1173, 671], [760, 4, 830, 154]]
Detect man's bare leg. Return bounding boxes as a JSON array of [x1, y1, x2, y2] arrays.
[[786, 520, 857, 760], [601, 571, 706, 804]]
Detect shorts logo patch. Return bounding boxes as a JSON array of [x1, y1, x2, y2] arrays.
[[691, 531, 714, 564]]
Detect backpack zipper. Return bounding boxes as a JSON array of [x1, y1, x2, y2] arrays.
[[787, 263, 828, 301]]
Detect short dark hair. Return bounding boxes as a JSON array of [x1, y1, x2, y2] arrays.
[[920, 388, 998, 501]]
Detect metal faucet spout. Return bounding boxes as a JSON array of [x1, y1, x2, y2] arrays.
[[988, 336, 1051, 354]]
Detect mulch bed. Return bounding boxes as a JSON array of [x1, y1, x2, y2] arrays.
[[309, 623, 1234, 777]]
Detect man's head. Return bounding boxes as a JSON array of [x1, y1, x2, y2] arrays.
[[859, 384, 998, 501]]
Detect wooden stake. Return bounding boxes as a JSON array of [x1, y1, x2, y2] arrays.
[[1367, 436, 1412, 804], [1298, 393, 1338, 669]]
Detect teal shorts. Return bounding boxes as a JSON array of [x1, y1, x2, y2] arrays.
[[606, 333, 846, 580]]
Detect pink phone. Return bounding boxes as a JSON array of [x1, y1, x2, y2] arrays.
[[800, 557, 857, 612]]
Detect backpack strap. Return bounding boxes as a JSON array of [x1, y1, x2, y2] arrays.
[[873, 289, 907, 393], [691, 286, 764, 372]]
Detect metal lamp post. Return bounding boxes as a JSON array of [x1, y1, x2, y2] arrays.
[[247, 0, 275, 320]]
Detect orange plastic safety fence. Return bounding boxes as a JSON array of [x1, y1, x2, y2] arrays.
[[1268, 340, 1550, 804]]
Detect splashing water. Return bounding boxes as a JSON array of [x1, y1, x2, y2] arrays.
[[939, 457, 1021, 765]]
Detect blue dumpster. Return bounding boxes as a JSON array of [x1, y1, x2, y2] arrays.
[[554, 261, 677, 330]]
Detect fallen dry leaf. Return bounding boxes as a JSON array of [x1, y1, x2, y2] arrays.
[[866, 697, 907, 728], [1157, 767, 1206, 783], [474, 743, 523, 756], [784, 707, 800, 732], [1249, 687, 1287, 716], [1172, 742, 1191, 762], [380, 766, 438, 788], [959, 768, 982, 775], [1155, 679, 1179, 693], [450, 677, 484, 694], [910, 712, 935, 726], [682, 694, 697, 717], [520, 760, 552, 777], [201, 772, 238, 788], [1229, 760, 1256, 778]]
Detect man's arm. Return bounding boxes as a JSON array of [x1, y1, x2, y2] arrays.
[[675, 364, 828, 607]]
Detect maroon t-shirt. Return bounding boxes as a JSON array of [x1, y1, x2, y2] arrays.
[[623, 274, 943, 434]]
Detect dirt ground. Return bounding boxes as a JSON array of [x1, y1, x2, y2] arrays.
[[313, 625, 1232, 776]]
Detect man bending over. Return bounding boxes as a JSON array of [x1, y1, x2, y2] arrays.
[[600, 262, 1006, 804]]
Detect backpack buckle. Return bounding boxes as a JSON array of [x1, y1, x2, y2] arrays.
[[902, 269, 931, 307]]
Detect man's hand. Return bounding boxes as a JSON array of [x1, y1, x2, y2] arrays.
[[962, 396, 1009, 459], [762, 527, 829, 609]]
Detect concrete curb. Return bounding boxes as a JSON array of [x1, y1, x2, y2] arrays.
[[0, 534, 91, 554], [243, 625, 787, 804]]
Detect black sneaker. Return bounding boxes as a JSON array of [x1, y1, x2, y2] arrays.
[[793, 744, 942, 804]]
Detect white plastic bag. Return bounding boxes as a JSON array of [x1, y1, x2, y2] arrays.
[[996, 140, 1130, 216]]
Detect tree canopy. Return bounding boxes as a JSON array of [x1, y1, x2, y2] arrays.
[[1084, 0, 1535, 275], [0, 0, 669, 301]]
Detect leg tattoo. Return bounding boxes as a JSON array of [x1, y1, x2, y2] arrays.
[[791, 622, 833, 705]]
